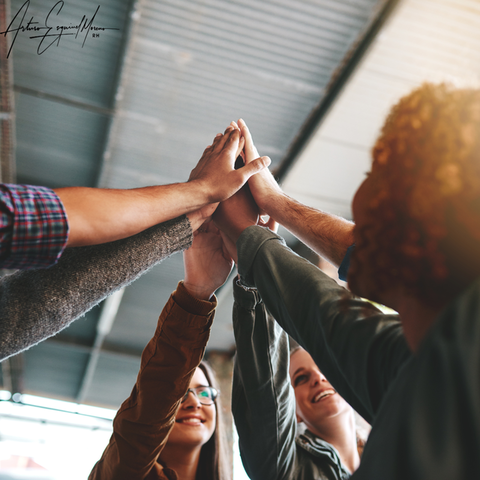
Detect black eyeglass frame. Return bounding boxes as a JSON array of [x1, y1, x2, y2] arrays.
[[181, 386, 219, 405]]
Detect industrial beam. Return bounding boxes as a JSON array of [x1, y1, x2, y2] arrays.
[[0, 0, 16, 183], [94, 0, 142, 187], [76, 288, 125, 403], [275, 0, 403, 182]]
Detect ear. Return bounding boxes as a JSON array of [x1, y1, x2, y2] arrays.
[[296, 413, 303, 424]]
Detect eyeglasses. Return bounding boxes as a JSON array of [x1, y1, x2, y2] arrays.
[[181, 386, 219, 406]]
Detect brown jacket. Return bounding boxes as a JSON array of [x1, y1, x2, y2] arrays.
[[89, 281, 216, 480]]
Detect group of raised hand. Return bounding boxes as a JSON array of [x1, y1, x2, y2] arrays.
[[186, 115, 353, 290], [184, 118, 282, 299]]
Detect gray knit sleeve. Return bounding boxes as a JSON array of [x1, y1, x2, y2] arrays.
[[0, 215, 193, 361]]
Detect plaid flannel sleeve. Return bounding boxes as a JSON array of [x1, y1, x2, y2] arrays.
[[0, 184, 69, 270]]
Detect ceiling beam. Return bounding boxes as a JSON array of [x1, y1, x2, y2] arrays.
[[0, 0, 16, 184], [275, 0, 403, 182], [76, 288, 125, 403], [94, 0, 142, 188], [12, 85, 114, 117], [0, 0, 24, 398]]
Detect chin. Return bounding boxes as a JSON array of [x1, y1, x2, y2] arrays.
[[167, 426, 213, 448]]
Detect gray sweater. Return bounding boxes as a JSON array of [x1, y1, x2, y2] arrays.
[[0, 215, 192, 361]]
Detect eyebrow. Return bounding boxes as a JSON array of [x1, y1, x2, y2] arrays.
[[292, 367, 305, 378]]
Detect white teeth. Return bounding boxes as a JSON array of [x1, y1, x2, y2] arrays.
[[178, 418, 202, 425], [313, 389, 335, 403]]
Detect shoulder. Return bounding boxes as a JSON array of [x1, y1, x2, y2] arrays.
[[295, 431, 351, 480]]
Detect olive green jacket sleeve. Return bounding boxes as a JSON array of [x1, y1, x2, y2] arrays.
[[232, 279, 298, 480], [89, 282, 216, 480], [236, 226, 411, 424]]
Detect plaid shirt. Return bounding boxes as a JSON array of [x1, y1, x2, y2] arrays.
[[0, 184, 69, 270]]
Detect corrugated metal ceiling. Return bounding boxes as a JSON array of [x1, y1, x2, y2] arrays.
[[7, 0, 471, 410], [284, 0, 480, 220]]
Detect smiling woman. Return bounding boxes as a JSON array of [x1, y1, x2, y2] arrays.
[[159, 362, 229, 479], [289, 347, 360, 473], [88, 221, 234, 480]]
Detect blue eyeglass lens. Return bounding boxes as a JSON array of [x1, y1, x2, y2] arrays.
[[182, 386, 217, 404], [198, 388, 211, 399]]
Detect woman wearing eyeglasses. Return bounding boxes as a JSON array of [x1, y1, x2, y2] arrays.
[[89, 221, 233, 480]]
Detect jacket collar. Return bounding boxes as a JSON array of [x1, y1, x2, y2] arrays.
[[296, 429, 351, 478]]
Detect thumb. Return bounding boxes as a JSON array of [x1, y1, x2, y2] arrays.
[[237, 156, 271, 181], [258, 215, 278, 233]]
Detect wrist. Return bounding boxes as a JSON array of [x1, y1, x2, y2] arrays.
[[230, 221, 256, 243], [259, 190, 287, 219], [183, 281, 214, 301], [186, 179, 213, 208], [174, 281, 217, 316]]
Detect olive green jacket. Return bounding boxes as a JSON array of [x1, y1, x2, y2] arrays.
[[236, 226, 480, 479]]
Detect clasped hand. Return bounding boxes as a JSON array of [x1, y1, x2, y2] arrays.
[[212, 120, 279, 263], [184, 120, 279, 300]]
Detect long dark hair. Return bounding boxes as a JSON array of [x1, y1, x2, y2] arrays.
[[196, 360, 231, 480]]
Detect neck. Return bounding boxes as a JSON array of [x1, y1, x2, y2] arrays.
[[386, 290, 443, 352], [310, 411, 360, 474], [159, 443, 201, 480]]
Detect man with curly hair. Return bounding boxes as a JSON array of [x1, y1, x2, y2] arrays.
[[215, 86, 480, 479]]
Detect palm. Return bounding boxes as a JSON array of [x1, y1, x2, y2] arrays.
[[184, 222, 234, 299], [238, 119, 281, 212]]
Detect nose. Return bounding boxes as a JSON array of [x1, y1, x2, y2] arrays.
[[182, 390, 202, 409], [311, 369, 328, 386]]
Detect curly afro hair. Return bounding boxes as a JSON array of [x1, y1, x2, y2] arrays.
[[348, 83, 480, 305]]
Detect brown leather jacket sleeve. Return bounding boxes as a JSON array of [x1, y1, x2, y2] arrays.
[[89, 281, 216, 480]]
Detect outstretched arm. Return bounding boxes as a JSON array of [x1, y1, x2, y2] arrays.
[[236, 226, 411, 424], [232, 279, 298, 480], [0, 215, 193, 361], [57, 125, 270, 248], [237, 119, 354, 267], [89, 222, 233, 480], [89, 281, 217, 480]]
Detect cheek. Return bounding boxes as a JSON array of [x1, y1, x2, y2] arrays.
[[294, 390, 309, 418], [207, 407, 216, 434]]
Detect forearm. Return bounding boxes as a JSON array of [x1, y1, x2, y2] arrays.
[[89, 282, 215, 480], [232, 280, 297, 480], [0, 216, 192, 361], [236, 226, 411, 423], [56, 183, 208, 247], [262, 192, 354, 268]]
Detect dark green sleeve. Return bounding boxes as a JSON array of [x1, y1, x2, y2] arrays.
[[232, 279, 298, 480], [236, 226, 411, 423]]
